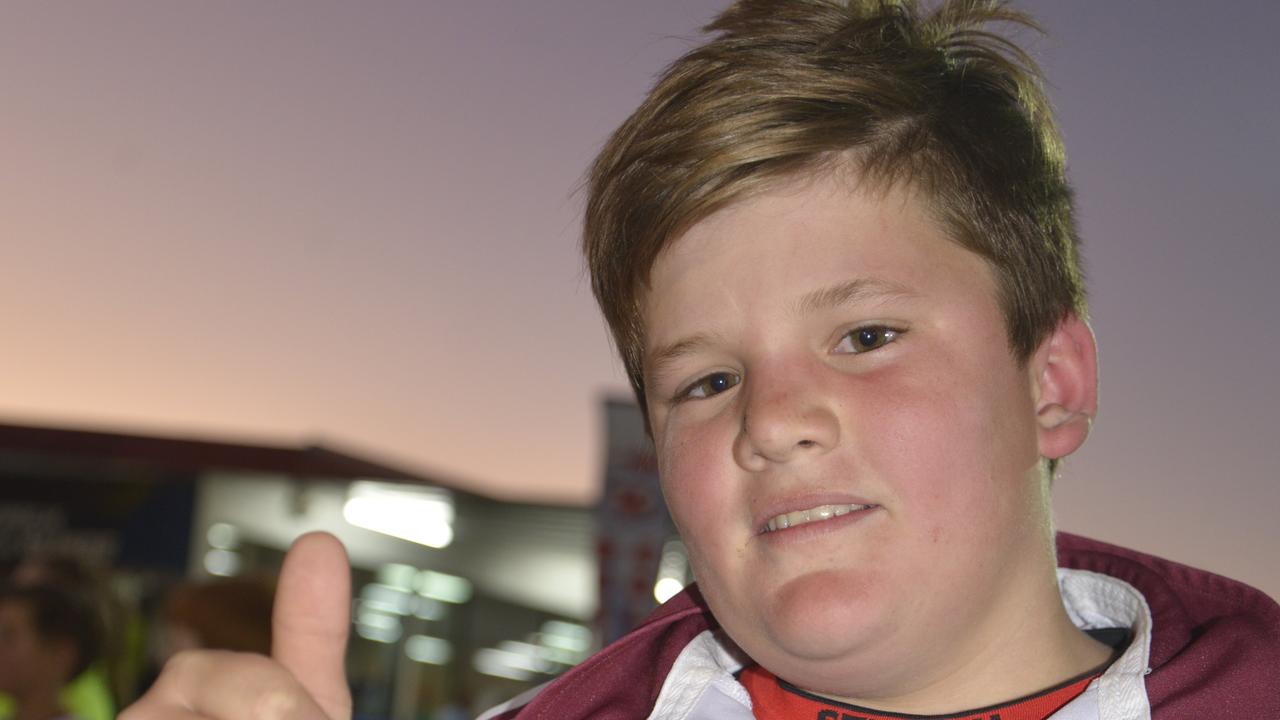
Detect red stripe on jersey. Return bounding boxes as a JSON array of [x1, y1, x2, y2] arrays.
[[739, 665, 1098, 720]]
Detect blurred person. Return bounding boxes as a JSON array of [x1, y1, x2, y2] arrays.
[[4, 553, 126, 720], [0, 585, 103, 720]]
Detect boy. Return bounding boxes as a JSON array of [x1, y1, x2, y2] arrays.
[[122, 1, 1280, 719], [0, 585, 103, 720]]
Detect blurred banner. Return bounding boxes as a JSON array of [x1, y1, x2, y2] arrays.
[[594, 398, 674, 644]]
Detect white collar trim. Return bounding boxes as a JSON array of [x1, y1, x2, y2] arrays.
[[1056, 567, 1153, 719], [648, 568, 1155, 720]]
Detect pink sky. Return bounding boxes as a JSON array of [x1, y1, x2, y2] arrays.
[[1, 1, 1276, 599]]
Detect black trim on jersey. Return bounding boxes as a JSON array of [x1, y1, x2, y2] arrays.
[[770, 660, 1113, 720]]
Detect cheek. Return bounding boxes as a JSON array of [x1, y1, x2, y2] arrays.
[[657, 414, 739, 551], [656, 408, 760, 622], [852, 362, 1039, 541]]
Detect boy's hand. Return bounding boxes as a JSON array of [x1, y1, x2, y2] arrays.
[[122, 532, 353, 720]]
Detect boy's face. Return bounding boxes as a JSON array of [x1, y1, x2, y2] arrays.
[[641, 173, 1064, 698]]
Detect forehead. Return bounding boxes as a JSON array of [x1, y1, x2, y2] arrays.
[[640, 172, 988, 342]]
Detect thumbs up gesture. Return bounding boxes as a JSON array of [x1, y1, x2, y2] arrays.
[[123, 532, 353, 720]]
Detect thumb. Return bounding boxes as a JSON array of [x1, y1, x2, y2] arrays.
[[272, 531, 353, 720]]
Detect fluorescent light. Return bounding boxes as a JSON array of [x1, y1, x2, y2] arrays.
[[532, 621, 592, 664], [356, 623, 401, 644], [416, 569, 472, 604], [203, 549, 241, 577], [494, 642, 555, 674], [413, 597, 446, 621], [473, 649, 534, 681], [377, 563, 418, 591], [206, 522, 239, 550], [359, 583, 416, 616], [405, 635, 452, 665], [541, 620, 591, 644], [342, 482, 454, 549], [355, 608, 402, 644]]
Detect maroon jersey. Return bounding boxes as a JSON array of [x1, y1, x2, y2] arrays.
[[480, 533, 1280, 719]]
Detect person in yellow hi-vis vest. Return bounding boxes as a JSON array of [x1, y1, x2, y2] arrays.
[[0, 585, 107, 720], [2, 551, 143, 720], [0, 667, 116, 720]]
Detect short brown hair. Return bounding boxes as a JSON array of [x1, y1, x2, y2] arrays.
[[585, 0, 1086, 410]]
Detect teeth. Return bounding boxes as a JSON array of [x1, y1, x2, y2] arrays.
[[764, 503, 873, 532]]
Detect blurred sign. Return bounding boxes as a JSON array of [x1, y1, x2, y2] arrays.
[[0, 503, 119, 567], [595, 398, 674, 643], [0, 504, 65, 563]]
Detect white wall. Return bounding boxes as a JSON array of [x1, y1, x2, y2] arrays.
[[191, 473, 597, 619]]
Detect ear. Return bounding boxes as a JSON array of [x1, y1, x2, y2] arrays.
[[1032, 313, 1098, 460]]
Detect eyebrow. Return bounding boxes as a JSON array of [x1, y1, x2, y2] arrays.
[[792, 277, 919, 315], [644, 331, 725, 388]]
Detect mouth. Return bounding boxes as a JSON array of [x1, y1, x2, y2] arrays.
[[761, 503, 878, 534]]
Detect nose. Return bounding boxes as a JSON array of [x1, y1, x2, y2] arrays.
[[732, 365, 839, 472]]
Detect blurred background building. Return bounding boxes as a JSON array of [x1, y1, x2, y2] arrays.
[[0, 399, 685, 718]]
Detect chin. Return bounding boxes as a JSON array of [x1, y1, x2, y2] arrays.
[[733, 568, 902, 679]]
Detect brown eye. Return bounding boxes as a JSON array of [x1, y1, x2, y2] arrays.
[[835, 326, 899, 354], [681, 372, 741, 400]]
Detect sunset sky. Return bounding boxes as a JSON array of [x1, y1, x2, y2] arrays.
[[2, 1, 1277, 599]]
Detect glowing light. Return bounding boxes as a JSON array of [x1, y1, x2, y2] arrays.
[[355, 608, 402, 644], [342, 482, 454, 549], [206, 522, 239, 550], [405, 634, 452, 665], [203, 549, 241, 577], [360, 583, 416, 615], [539, 620, 592, 653], [653, 577, 685, 603], [473, 649, 535, 681], [415, 569, 472, 604], [653, 539, 690, 603], [377, 563, 418, 590], [413, 597, 446, 621]]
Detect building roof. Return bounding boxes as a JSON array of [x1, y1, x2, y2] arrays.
[[0, 419, 473, 493]]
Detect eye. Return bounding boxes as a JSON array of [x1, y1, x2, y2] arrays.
[[834, 325, 900, 354], [678, 371, 741, 400]]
